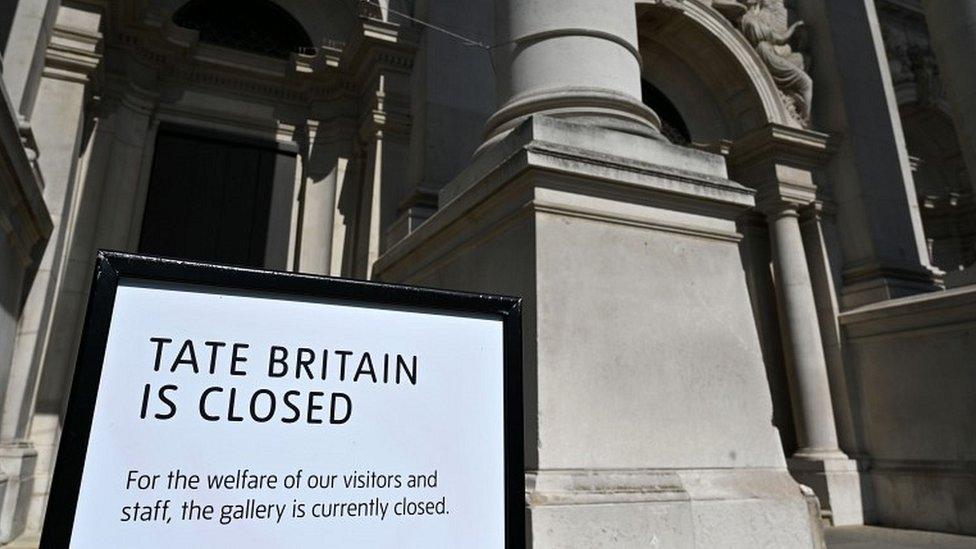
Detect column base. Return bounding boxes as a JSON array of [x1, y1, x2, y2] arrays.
[[788, 456, 864, 526], [0, 442, 37, 543]]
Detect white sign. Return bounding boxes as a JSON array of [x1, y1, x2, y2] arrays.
[[44, 254, 520, 548]]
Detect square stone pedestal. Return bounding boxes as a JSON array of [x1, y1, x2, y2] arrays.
[[375, 116, 823, 547]]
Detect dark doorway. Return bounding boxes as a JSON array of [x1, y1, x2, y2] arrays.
[[138, 126, 279, 267]]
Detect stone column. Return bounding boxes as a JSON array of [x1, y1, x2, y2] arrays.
[[486, 0, 661, 143], [295, 119, 356, 276], [924, 1, 976, 198], [799, 203, 859, 458], [767, 205, 844, 458], [732, 124, 863, 526]]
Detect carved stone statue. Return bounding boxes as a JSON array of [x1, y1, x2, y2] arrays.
[[712, 0, 814, 126]]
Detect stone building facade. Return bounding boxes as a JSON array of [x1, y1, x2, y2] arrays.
[[0, 0, 973, 546]]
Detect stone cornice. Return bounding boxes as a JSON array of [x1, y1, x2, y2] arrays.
[[445, 115, 747, 203], [376, 115, 757, 288], [106, 25, 361, 108], [840, 284, 976, 339], [341, 18, 418, 76], [342, 18, 417, 140], [732, 123, 834, 167], [94, 5, 417, 153], [44, 29, 103, 83]]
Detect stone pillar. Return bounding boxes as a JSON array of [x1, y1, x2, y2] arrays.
[[792, 0, 941, 308], [21, 85, 156, 536], [295, 119, 356, 276], [732, 124, 863, 526], [370, 3, 828, 537], [767, 205, 843, 458], [486, 0, 661, 143], [924, 1, 976, 199], [342, 15, 414, 276], [799, 204, 859, 459]]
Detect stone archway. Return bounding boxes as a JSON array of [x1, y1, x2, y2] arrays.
[[636, 0, 798, 143]]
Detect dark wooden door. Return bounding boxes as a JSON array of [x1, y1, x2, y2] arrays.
[[138, 127, 277, 267]]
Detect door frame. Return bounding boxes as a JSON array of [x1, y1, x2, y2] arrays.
[[129, 120, 301, 270]]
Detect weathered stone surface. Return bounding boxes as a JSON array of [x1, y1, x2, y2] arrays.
[[840, 286, 976, 535], [377, 116, 821, 547]]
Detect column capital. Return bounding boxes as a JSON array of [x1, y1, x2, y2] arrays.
[[42, 3, 105, 85], [760, 201, 801, 220], [730, 123, 834, 213], [341, 18, 416, 142]]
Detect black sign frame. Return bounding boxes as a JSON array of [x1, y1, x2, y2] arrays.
[[40, 250, 524, 548]]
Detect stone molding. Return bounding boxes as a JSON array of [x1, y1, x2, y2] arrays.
[[485, 86, 663, 144], [443, 116, 743, 204], [104, 8, 417, 115], [863, 457, 976, 475], [729, 122, 833, 212], [840, 259, 945, 307], [525, 467, 806, 506], [378, 116, 757, 280], [839, 283, 976, 338], [43, 8, 104, 84]]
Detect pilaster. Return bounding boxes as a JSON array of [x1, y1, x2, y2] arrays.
[[0, 37, 51, 548], [793, 0, 942, 308], [341, 16, 416, 278], [294, 118, 357, 276]]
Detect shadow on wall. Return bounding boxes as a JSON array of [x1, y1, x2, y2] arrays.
[[839, 288, 976, 536]]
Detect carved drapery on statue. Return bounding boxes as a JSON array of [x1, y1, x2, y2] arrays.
[[712, 0, 813, 127]]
